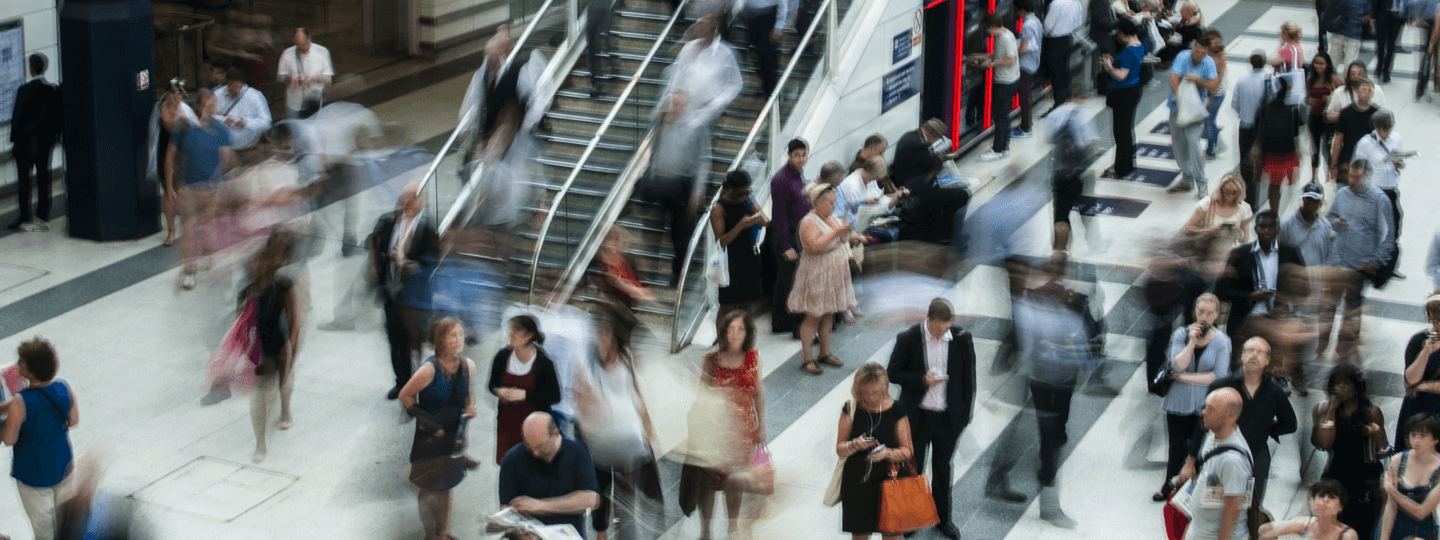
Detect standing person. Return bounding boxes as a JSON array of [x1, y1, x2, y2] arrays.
[[276, 27, 333, 118], [488, 315, 561, 465], [1231, 51, 1274, 209], [1101, 18, 1145, 179], [1, 338, 78, 540], [7, 53, 62, 233], [240, 231, 303, 463], [1378, 414, 1440, 539], [499, 412, 601, 538], [1313, 364, 1387, 536], [644, 92, 713, 286], [1319, 160, 1394, 365], [1325, 63, 1389, 124], [1157, 1, 1204, 67], [1171, 388, 1252, 540], [1087, 0, 1116, 96], [1327, 79, 1378, 183], [1214, 211, 1306, 366], [1394, 295, 1440, 451], [888, 119, 948, 189], [372, 183, 440, 400], [1182, 173, 1254, 249], [1350, 109, 1405, 245], [1154, 293, 1233, 501], [885, 299, 976, 540], [149, 84, 198, 247], [1279, 183, 1334, 294], [1375, 0, 1406, 83], [1165, 35, 1222, 197], [1041, 0, 1084, 109], [788, 185, 857, 374], [213, 67, 272, 151], [1305, 53, 1344, 184], [768, 139, 811, 336], [978, 13, 1021, 161], [1201, 29, 1227, 161], [398, 318, 477, 540], [835, 363, 914, 540], [1257, 480, 1360, 540], [741, 0, 788, 97], [710, 171, 769, 316], [167, 89, 236, 290], [691, 311, 766, 540], [587, 0, 617, 95], [1017, 0, 1044, 140], [1257, 80, 1304, 212], [1321, 0, 1368, 71]]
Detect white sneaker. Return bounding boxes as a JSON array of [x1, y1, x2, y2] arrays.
[[979, 150, 1009, 162], [181, 274, 197, 290], [19, 219, 49, 232]]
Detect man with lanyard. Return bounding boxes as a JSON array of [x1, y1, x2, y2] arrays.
[[1172, 387, 1255, 540], [1350, 109, 1405, 277], [277, 27, 333, 118], [1041, 0, 1084, 110], [1165, 35, 1221, 198], [1231, 51, 1275, 210], [213, 67, 272, 152]]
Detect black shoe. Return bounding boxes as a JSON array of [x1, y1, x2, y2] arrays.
[[1383, 74, 1393, 84], [937, 522, 961, 539], [200, 385, 232, 406], [6, 220, 23, 230], [340, 243, 361, 257], [387, 385, 403, 400], [988, 483, 1026, 503], [1152, 480, 1175, 502]]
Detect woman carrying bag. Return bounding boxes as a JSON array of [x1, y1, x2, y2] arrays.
[[836, 363, 917, 539], [399, 317, 477, 540]]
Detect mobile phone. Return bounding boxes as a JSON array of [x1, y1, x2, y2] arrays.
[[868, 445, 886, 456], [932, 374, 949, 381]]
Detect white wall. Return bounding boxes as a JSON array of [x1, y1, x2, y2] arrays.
[[1, 0, 60, 191]]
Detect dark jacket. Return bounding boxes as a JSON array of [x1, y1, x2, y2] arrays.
[[1089, 0, 1119, 54], [889, 129, 943, 190], [10, 78, 63, 155], [887, 323, 978, 432], [1189, 375, 1298, 462], [1214, 241, 1306, 337], [486, 347, 562, 417], [368, 211, 440, 299]]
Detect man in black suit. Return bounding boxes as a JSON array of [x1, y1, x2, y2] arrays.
[[887, 298, 976, 540], [888, 118, 948, 190], [1214, 210, 1305, 381], [371, 183, 439, 399], [8, 53, 63, 231]]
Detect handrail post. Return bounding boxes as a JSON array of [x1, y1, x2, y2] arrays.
[[767, 101, 782, 170], [825, 0, 838, 77], [567, 0, 579, 42]]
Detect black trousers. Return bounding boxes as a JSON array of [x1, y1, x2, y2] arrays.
[[1031, 382, 1073, 486], [593, 464, 638, 532], [1238, 126, 1260, 211], [745, 7, 781, 97], [992, 81, 1019, 152], [769, 235, 802, 333], [1382, 187, 1403, 241], [1165, 413, 1201, 481], [1107, 83, 1142, 175], [912, 410, 961, 524], [649, 175, 698, 282], [587, 0, 617, 87], [14, 145, 54, 223], [1042, 35, 1074, 104], [1377, 11, 1405, 79], [384, 298, 413, 387]]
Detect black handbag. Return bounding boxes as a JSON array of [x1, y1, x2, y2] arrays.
[[1148, 330, 1194, 397]]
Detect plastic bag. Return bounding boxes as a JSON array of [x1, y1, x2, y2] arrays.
[[1175, 80, 1208, 126], [707, 245, 730, 287], [205, 300, 260, 395]]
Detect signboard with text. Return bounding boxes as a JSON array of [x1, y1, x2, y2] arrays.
[[882, 60, 920, 112], [893, 29, 912, 64]]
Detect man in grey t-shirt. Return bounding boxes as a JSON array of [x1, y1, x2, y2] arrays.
[[1175, 388, 1252, 540], [979, 12, 1021, 161]]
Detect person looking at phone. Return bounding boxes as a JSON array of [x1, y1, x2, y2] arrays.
[[836, 363, 914, 540], [1318, 159, 1394, 365], [1154, 293, 1232, 502], [885, 299, 976, 539], [1393, 295, 1440, 451]]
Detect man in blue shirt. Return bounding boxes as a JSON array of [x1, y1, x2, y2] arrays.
[[1165, 35, 1221, 198], [1322, 0, 1368, 73], [498, 412, 600, 538], [166, 88, 235, 290]]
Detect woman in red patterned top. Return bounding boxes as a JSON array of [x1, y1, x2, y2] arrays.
[[595, 226, 656, 309], [695, 310, 766, 540]]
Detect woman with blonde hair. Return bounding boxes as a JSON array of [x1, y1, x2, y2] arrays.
[[1182, 172, 1253, 247], [789, 184, 857, 374], [836, 363, 914, 539]]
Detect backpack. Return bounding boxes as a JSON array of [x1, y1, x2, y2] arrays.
[[1163, 444, 1255, 540]]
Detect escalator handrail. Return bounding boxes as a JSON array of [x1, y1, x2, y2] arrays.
[[670, 0, 835, 352], [525, 0, 692, 305]]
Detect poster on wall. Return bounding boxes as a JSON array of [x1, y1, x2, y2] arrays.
[[882, 60, 920, 113], [0, 21, 23, 124]]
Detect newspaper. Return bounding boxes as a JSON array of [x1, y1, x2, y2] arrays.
[[1386, 150, 1417, 163], [483, 508, 582, 540]]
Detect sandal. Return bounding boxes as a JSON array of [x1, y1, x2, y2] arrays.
[[819, 355, 844, 367], [163, 235, 175, 247], [801, 359, 822, 374]]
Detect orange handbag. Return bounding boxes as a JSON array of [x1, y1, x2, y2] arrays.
[[878, 460, 940, 534]]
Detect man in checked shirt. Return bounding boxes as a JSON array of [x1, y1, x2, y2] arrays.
[[1318, 159, 1395, 365]]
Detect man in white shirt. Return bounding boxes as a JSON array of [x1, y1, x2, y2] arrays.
[[663, 15, 743, 130], [277, 27, 333, 118], [837, 157, 903, 229], [213, 68, 272, 150], [1350, 109, 1405, 245], [1042, 0, 1084, 108]]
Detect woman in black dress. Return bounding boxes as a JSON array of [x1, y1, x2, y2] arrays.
[[240, 230, 303, 463], [1396, 295, 1440, 451], [837, 363, 913, 539], [709, 171, 768, 316], [1313, 364, 1388, 537]]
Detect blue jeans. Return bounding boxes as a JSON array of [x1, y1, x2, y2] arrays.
[[1203, 93, 1224, 157]]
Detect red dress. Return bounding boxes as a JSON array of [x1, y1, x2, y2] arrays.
[[495, 366, 538, 465], [701, 349, 760, 490], [600, 259, 642, 308]]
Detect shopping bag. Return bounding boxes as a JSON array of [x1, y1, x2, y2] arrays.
[[1176, 81, 1208, 126], [707, 245, 730, 287], [877, 461, 941, 534], [823, 401, 855, 506], [730, 444, 775, 495], [205, 299, 261, 394]]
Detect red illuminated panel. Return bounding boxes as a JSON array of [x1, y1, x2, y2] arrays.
[[950, 2, 963, 149]]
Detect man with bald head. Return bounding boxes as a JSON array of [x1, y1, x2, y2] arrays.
[[498, 412, 599, 537], [1175, 388, 1254, 540]]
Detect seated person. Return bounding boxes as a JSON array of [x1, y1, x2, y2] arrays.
[[498, 412, 600, 537]]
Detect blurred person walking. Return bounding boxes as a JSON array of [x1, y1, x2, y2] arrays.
[[276, 27, 332, 118], [1154, 293, 1232, 501], [1318, 160, 1394, 364], [168, 89, 236, 290], [1201, 29, 1227, 161], [664, 15, 742, 129], [1231, 50, 1275, 208], [769, 139, 811, 336], [835, 363, 914, 540], [711, 171, 769, 316], [1393, 295, 1440, 451], [488, 315, 561, 465], [1256, 80, 1305, 211], [1046, 96, 1101, 253], [741, 0, 789, 97], [2, 338, 78, 540], [213, 67, 272, 151], [1313, 364, 1386, 536], [1214, 211, 1305, 367], [789, 185, 857, 374], [587, 0, 617, 96], [399, 318, 477, 540], [374, 184, 440, 400], [7, 53, 63, 233], [1100, 18, 1145, 179], [1324, 63, 1387, 124], [239, 230, 304, 463], [886, 299, 975, 539], [1305, 53, 1343, 185], [1377, 413, 1440, 539], [1320, 0, 1367, 70], [1327, 79, 1378, 183], [685, 311, 766, 540], [149, 83, 199, 247], [644, 91, 713, 286]]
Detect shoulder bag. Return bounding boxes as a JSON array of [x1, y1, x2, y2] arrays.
[[878, 459, 941, 534], [822, 400, 855, 506]]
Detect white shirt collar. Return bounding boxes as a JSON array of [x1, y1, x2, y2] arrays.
[[925, 327, 953, 343], [1251, 240, 1278, 254]]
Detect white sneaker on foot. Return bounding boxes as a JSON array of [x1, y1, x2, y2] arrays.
[[979, 149, 1009, 162]]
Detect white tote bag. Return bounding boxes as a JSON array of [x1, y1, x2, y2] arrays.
[[707, 244, 730, 287], [1176, 80, 1208, 126]]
